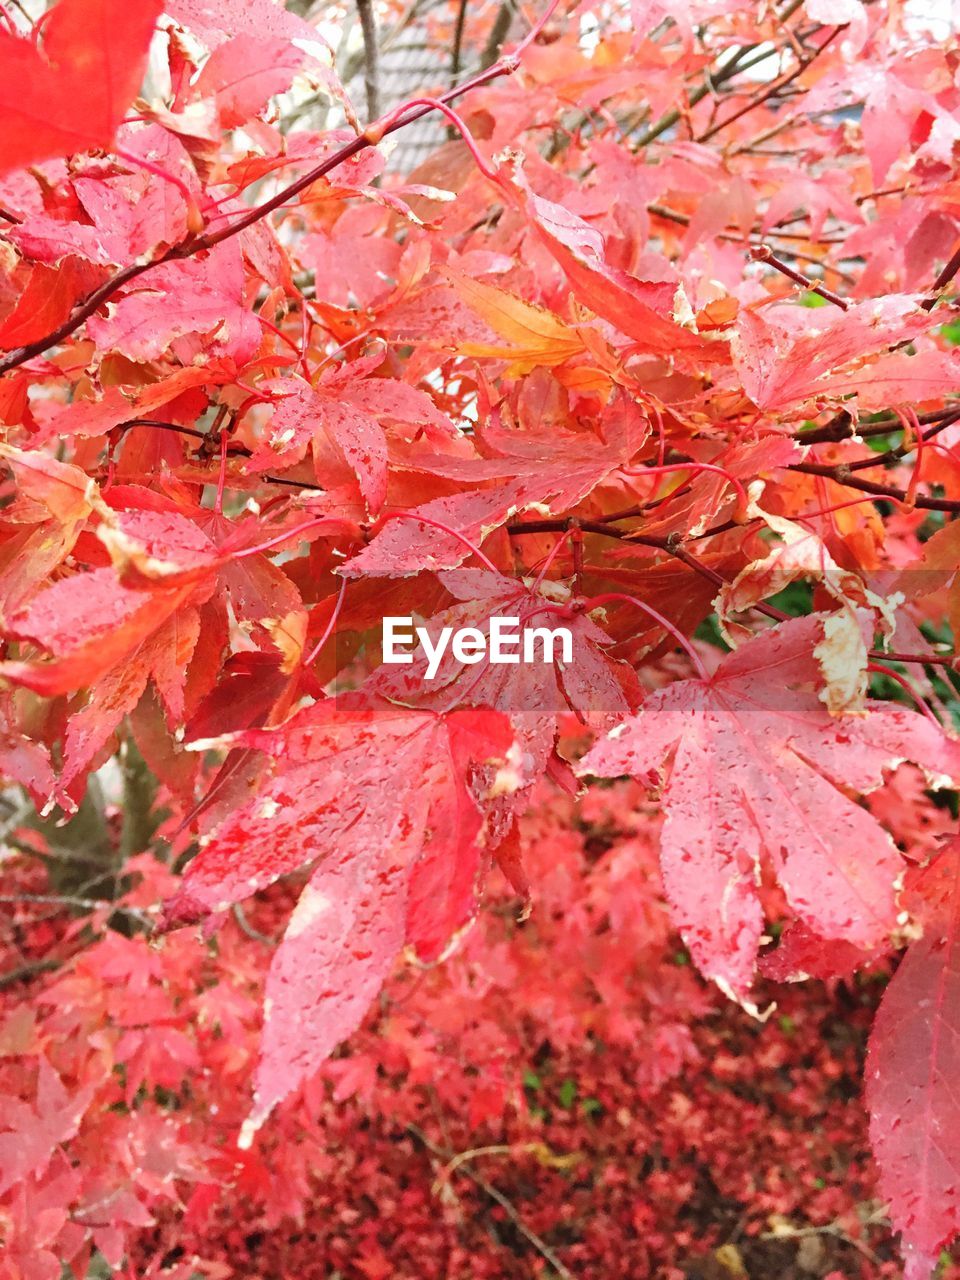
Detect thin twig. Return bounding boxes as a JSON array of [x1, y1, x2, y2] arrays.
[[760, 1222, 882, 1268], [923, 238, 960, 310], [508, 515, 954, 668], [407, 1124, 575, 1280], [0, 892, 153, 927], [232, 903, 276, 945], [646, 202, 856, 278], [107, 418, 326, 492], [0, 958, 59, 990], [479, 1, 516, 71], [356, 0, 381, 121], [632, 0, 806, 147], [696, 26, 843, 144], [750, 243, 848, 308], [450, 0, 469, 85], [788, 461, 960, 512], [436, 1143, 514, 1185], [802, 410, 960, 466]]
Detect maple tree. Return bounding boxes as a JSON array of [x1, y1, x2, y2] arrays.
[[4, 0, 960, 1274]]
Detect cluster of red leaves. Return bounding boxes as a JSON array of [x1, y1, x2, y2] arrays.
[[5, 0, 960, 1274], [3, 775, 955, 1280]]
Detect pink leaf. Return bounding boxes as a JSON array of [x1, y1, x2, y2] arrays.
[[579, 615, 960, 998], [867, 844, 960, 1278], [242, 839, 407, 1145], [194, 35, 307, 128]]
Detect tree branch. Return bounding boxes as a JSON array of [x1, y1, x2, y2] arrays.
[[478, 1, 516, 71], [787, 461, 960, 511], [632, 0, 807, 147], [232, 903, 277, 945], [796, 404, 960, 445], [106, 418, 327, 492], [450, 0, 468, 84], [696, 25, 843, 145], [0, 893, 153, 926], [0, 958, 59, 990], [356, 0, 381, 121], [924, 237, 960, 308], [509, 517, 955, 669], [750, 242, 849, 308]]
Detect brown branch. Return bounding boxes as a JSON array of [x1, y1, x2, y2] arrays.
[[750, 243, 848, 308], [506, 513, 747, 543], [760, 1221, 882, 1269], [797, 405, 960, 445], [109, 418, 327, 491], [787, 461, 960, 511], [507, 516, 630, 539], [0, 958, 59, 990], [632, 0, 807, 147], [925, 237, 960, 305], [450, 0, 469, 84], [0, 891, 112, 908], [509, 516, 955, 669], [356, 0, 382, 121], [800, 410, 960, 468], [646, 202, 856, 279], [696, 26, 843, 145], [662, 543, 790, 627], [478, 1, 516, 71], [636, 544, 956, 669], [117, 418, 207, 442], [253, 472, 325, 492], [0, 892, 153, 927]]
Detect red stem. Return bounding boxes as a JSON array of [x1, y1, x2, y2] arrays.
[[114, 146, 200, 230], [233, 516, 333, 559], [623, 461, 748, 513], [257, 314, 309, 378], [531, 530, 573, 591], [304, 578, 347, 667], [581, 591, 708, 678], [365, 98, 499, 182], [867, 662, 942, 727], [376, 510, 501, 574]]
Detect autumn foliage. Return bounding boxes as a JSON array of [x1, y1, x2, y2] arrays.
[[4, 0, 960, 1275]]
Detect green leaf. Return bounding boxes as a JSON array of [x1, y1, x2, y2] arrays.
[[558, 1077, 577, 1108]]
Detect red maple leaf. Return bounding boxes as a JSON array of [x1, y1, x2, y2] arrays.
[[580, 614, 960, 999], [0, 0, 161, 175], [867, 839, 960, 1280], [163, 695, 514, 1134]]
